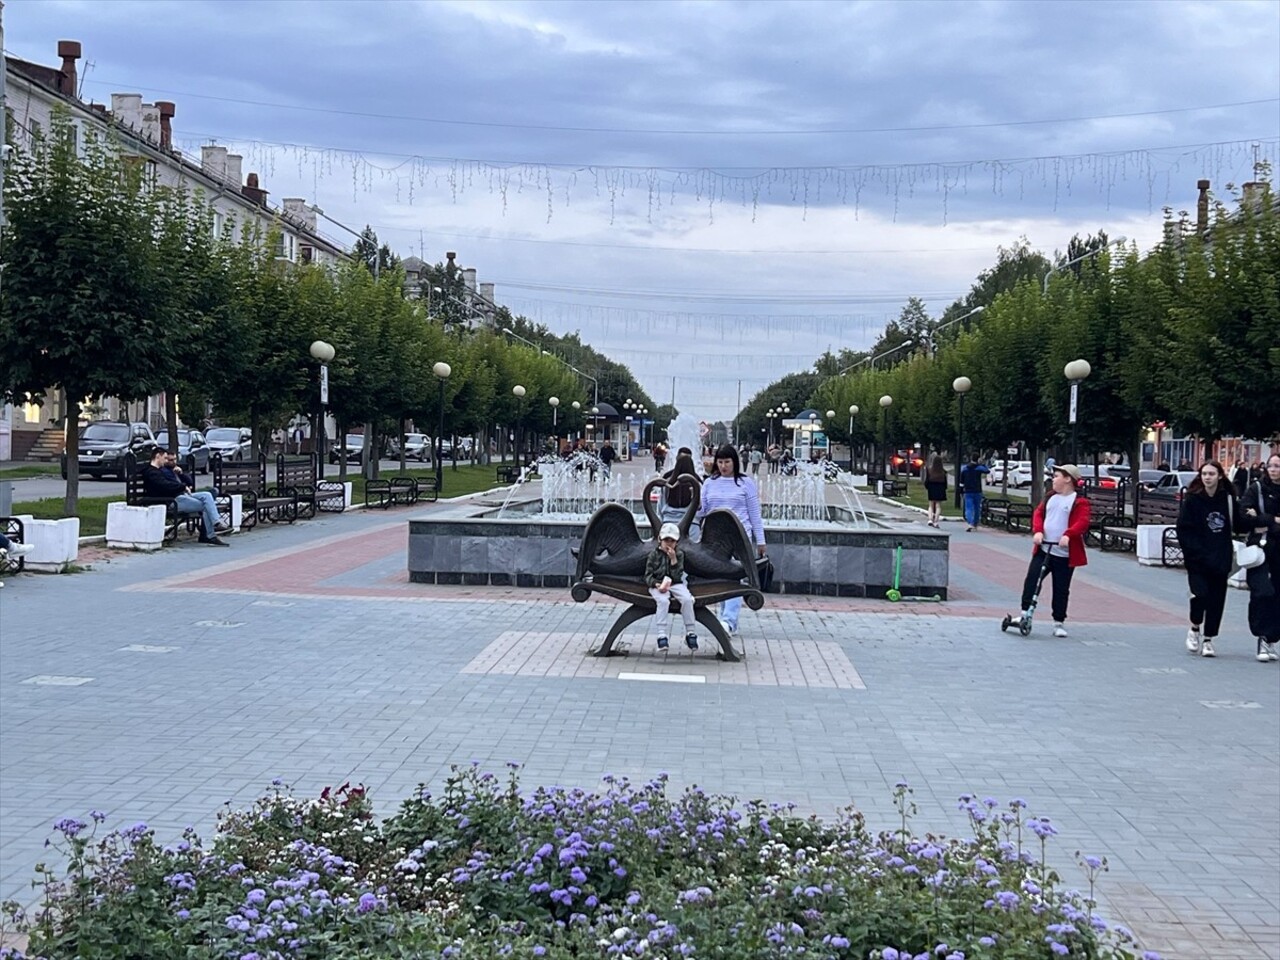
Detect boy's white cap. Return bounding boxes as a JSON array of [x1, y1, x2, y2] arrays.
[[659, 522, 680, 541]]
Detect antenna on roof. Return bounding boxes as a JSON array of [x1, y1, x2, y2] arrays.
[[78, 58, 95, 100]]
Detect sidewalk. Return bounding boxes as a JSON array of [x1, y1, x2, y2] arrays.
[[0, 497, 1276, 958]]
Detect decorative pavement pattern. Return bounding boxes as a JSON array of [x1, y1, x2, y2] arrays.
[[0, 495, 1276, 959]]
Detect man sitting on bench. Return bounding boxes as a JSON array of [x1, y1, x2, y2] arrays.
[[141, 448, 230, 546]]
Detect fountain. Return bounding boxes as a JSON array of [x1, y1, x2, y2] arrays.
[[408, 417, 948, 598]]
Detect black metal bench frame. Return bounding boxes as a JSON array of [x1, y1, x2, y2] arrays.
[[275, 454, 347, 517], [881, 479, 908, 497], [125, 454, 230, 543], [213, 456, 297, 527], [982, 498, 1033, 533], [1, 517, 27, 574], [365, 475, 434, 509], [570, 477, 763, 663]]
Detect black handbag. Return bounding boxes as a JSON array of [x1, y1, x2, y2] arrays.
[[756, 555, 776, 592]]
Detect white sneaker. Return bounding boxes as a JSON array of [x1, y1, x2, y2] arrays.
[[9, 542, 34, 557], [1052, 623, 1068, 638], [1185, 629, 1201, 655], [1200, 639, 1216, 658], [1269, 642, 1280, 663], [1257, 638, 1272, 663]]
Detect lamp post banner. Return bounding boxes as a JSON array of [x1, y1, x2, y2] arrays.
[[1068, 381, 1079, 424], [320, 364, 329, 405]]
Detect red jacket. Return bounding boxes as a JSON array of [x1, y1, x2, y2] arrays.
[[1031, 493, 1092, 567]]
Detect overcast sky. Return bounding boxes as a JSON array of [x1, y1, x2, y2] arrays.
[[7, 0, 1278, 419]]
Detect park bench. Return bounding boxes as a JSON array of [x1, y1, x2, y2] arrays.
[[125, 454, 231, 542], [213, 456, 297, 528], [274, 454, 347, 517], [982, 498, 1033, 533], [365, 475, 433, 509], [570, 477, 763, 663], [496, 464, 523, 484], [0, 517, 27, 574], [1102, 496, 1182, 565], [881, 478, 908, 498]]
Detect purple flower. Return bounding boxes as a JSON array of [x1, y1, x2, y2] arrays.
[[533, 949, 546, 957], [1048, 942, 1068, 956], [357, 892, 379, 914], [882, 950, 900, 960]]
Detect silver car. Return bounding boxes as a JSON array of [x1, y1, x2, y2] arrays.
[[206, 427, 253, 462]]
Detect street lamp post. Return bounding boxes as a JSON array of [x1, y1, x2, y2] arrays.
[[952, 376, 972, 508], [825, 410, 835, 464], [591, 406, 600, 447], [766, 408, 776, 448], [878, 395, 893, 482], [513, 385, 526, 464], [433, 361, 451, 490], [549, 396, 560, 450], [808, 412, 818, 461], [309, 340, 335, 478], [847, 404, 859, 472], [571, 400, 581, 441], [1063, 359, 1091, 463]]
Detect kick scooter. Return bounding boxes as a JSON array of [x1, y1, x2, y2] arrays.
[[1001, 548, 1052, 636]]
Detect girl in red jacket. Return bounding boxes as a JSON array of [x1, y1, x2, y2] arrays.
[[1018, 464, 1092, 637]]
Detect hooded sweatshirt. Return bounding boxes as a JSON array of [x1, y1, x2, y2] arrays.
[[1176, 485, 1240, 577]]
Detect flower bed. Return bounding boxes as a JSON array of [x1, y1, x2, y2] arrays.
[[1, 769, 1159, 959]]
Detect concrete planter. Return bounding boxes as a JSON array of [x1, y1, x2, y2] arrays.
[[105, 503, 166, 551], [14, 515, 80, 573]]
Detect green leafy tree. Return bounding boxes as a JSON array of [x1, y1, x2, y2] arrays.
[[0, 113, 181, 514]]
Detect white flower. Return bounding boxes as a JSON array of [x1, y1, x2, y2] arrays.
[[614, 927, 631, 941]]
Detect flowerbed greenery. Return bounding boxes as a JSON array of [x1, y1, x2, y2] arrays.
[[1, 768, 1159, 960]]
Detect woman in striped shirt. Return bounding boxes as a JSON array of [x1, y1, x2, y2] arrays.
[[696, 444, 767, 635]]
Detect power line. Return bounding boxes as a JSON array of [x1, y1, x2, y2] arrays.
[[496, 280, 963, 304], [356, 223, 994, 256], [80, 78, 1278, 137]]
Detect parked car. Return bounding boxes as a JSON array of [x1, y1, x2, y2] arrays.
[[329, 434, 365, 464], [206, 427, 253, 462], [60, 421, 157, 480], [988, 460, 1034, 487], [387, 433, 431, 461], [1075, 464, 1123, 489], [156, 428, 212, 475], [889, 449, 924, 476], [1143, 470, 1199, 502]]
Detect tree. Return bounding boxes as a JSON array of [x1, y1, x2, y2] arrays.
[[353, 226, 399, 278], [868, 297, 932, 366], [0, 113, 182, 515]]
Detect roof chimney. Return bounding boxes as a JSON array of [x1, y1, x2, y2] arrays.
[[445, 251, 458, 276], [242, 172, 268, 207], [461, 267, 477, 292], [57, 40, 81, 98], [156, 101, 175, 150], [1196, 179, 1210, 234], [224, 154, 243, 188]]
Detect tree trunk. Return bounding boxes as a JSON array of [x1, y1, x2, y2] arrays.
[[398, 417, 407, 474], [62, 389, 80, 518], [338, 419, 348, 481], [164, 391, 180, 471], [1029, 447, 1044, 507]]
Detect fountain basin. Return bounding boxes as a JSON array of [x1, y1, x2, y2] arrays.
[[408, 514, 948, 598]]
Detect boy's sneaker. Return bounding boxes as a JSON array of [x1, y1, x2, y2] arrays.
[[1257, 638, 1272, 662], [1200, 639, 1216, 658], [8, 542, 34, 557], [656, 636, 669, 651], [685, 633, 698, 651], [1185, 628, 1201, 655], [1268, 641, 1280, 662], [1052, 623, 1068, 638]]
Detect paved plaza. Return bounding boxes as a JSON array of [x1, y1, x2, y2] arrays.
[[0, 485, 1277, 958]]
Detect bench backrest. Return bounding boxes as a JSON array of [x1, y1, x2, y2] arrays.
[[1136, 495, 1181, 524], [276, 453, 318, 490], [213, 456, 269, 495], [124, 452, 173, 505]]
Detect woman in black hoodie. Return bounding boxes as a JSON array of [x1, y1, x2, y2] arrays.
[[1176, 460, 1251, 658], [1242, 453, 1280, 661]]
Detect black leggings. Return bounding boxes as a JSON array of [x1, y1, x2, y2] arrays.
[[1187, 571, 1229, 637], [1020, 550, 1075, 623]]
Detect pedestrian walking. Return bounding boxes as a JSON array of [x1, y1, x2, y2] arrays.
[[924, 452, 948, 528], [645, 522, 699, 652], [696, 444, 766, 638], [749, 446, 763, 475], [1016, 464, 1092, 638], [1176, 460, 1252, 658], [959, 453, 990, 531], [1242, 453, 1280, 661], [599, 440, 616, 479]]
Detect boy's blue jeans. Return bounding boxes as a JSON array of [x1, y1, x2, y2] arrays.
[[963, 492, 984, 527]]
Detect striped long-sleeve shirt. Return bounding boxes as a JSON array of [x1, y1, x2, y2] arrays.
[[696, 475, 765, 546]]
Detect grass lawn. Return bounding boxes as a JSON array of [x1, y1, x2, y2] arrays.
[[880, 480, 965, 518], [335, 462, 522, 500], [12, 494, 115, 536], [0, 463, 60, 478]]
